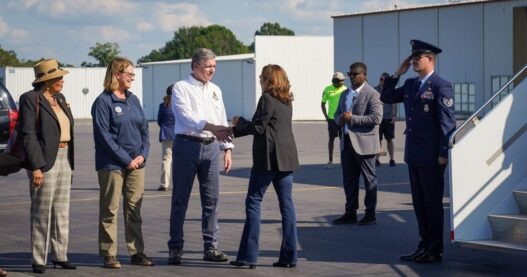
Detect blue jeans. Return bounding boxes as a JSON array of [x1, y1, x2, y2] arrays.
[[167, 136, 220, 251], [235, 169, 297, 264]]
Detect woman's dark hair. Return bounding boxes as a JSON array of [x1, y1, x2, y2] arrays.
[[163, 84, 174, 107]]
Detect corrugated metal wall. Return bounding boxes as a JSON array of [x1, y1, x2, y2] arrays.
[[140, 54, 255, 121], [1, 67, 143, 119], [255, 36, 333, 120], [333, 0, 527, 116]]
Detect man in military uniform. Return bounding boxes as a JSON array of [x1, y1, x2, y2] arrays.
[[381, 40, 456, 263]]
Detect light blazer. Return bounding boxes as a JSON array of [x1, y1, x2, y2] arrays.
[[19, 90, 74, 172], [334, 83, 383, 155], [233, 92, 299, 172]]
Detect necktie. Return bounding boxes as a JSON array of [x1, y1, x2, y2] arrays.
[[415, 79, 421, 92]]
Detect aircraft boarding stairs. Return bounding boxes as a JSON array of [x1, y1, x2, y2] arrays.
[[449, 65, 527, 252]]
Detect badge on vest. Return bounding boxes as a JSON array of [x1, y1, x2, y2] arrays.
[[115, 106, 122, 113], [424, 104, 429, 112], [212, 91, 218, 101], [442, 97, 453, 108]]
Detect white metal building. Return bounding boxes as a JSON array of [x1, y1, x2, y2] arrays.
[[140, 35, 334, 121], [0, 67, 143, 119], [332, 0, 527, 118]]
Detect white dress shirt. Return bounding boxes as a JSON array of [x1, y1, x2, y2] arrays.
[[418, 71, 434, 89], [343, 82, 366, 134], [171, 74, 234, 150]]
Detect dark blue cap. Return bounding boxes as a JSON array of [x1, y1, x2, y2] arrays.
[[410, 39, 442, 55]]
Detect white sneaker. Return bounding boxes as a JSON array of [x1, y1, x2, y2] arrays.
[[325, 161, 334, 169]]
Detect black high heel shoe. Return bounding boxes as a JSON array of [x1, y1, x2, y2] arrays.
[[272, 261, 296, 268], [52, 261, 77, 269], [32, 264, 46, 274], [229, 260, 256, 269]]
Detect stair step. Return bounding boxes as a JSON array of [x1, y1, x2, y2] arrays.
[[461, 239, 527, 253], [488, 214, 527, 245], [513, 190, 527, 214]]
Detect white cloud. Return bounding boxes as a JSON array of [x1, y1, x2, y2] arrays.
[[8, 0, 138, 17], [282, 0, 339, 20], [136, 19, 153, 32], [98, 26, 131, 41], [154, 2, 211, 32], [0, 17, 8, 37], [0, 16, 29, 43]]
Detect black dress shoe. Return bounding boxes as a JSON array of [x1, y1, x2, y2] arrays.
[[52, 261, 77, 269], [332, 213, 357, 224], [32, 264, 46, 274], [229, 260, 256, 269], [415, 252, 442, 263], [358, 213, 376, 225], [400, 248, 426, 261], [273, 261, 296, 268]]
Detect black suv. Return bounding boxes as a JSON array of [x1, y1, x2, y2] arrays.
[[0, 82, 18, 152]]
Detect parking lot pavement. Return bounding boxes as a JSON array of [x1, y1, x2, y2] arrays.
[[1, 121, 526, 276]]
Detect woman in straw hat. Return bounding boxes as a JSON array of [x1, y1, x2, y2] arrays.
[[18, 59, 76, 274]]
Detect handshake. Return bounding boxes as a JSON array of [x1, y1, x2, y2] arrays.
[[203, 116, 244, 143]]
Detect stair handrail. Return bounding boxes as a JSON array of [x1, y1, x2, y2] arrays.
[[449, 64, 527, 147]]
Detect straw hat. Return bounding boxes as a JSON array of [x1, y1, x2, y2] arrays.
[[32, 59, 69, 84]]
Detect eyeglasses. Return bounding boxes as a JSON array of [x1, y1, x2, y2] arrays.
[[379, 78, 385, 81], [347, 71, 364, 77], [120, 72, 136, 78]]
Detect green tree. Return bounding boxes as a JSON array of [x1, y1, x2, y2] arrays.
[[82, 42, 120, 67], [138, 25, 249, 63], [249, 22, 295, 51], [0, 45, 47, 67]]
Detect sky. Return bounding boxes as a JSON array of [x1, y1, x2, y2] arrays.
[[0, 0, 453, 66]]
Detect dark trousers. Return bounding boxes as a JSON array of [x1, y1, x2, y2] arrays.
[[340, 136, 378, 214], [408, 165, 446, 253], [167, 136, 220, 251], [235, 170, 297, 264]]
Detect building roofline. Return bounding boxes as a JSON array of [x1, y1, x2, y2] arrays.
[[332, 0, 501, 18], [139, 53, 255, 66]]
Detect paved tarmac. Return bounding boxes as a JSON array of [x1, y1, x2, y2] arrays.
[[1, 121, 526, 276]]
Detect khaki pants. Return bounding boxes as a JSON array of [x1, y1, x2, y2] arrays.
[[98, 168, 145, 257], [160, 140, 173, 189]]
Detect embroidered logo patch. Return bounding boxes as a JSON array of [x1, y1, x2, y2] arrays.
[[212, 91, 218, 101], [442, 97, 453, 108]]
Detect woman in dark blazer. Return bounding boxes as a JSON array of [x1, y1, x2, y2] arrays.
[[230, 64, 299, 269], [156, 84, 175, 191], [19, 59, 76, 274]]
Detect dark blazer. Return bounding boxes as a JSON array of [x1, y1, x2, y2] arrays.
[[381, 72, 456, 166], [157, 102, 175, 142], [233, 92, 299, 172], [19, 90, 74, 172], [334, 83, 383, 155]]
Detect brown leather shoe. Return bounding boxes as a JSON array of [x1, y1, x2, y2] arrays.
[[0, 268, 7, 277], [103, 256, 121, 269]]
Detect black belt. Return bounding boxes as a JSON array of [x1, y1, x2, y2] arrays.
[[176, 134, 215, 145]]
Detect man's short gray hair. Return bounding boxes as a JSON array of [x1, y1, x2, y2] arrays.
[[192, 48, 216, 68]]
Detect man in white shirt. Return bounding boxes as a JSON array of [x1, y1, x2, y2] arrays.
[[167, 48, 233, 265]]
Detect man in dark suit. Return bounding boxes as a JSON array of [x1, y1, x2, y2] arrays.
[[381, 40, 456, 263], [333, 62, 383, 225]]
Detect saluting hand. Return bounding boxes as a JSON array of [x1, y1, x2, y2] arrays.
[[394, 56, 412, 78]]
